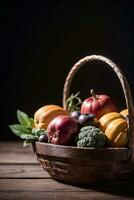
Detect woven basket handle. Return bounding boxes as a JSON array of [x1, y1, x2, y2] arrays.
[[63, 55, 134, 161]]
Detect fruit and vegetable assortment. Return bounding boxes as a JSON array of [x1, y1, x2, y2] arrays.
[[10, 89, 129, 148]]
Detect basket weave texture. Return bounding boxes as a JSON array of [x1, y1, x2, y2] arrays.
[[34, 55, 134, 186]]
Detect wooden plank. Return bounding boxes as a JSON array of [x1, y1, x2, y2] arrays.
[[0, 142, 37, 163], [0, 191, 134, 200], [0, 179, 134, 200], [0, 141, 31, 152], [0, 164, 50, 178], [0, 179, 134, 192], [0, 179, 87, 191], [0, 151, 38, 164]]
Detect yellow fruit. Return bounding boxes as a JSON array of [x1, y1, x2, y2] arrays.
[[113, 129, 128, 147], [34, 105, 68, 129], [99, 112, 128, 147], [99, 112, 123, 132], [105, 118, 128, 146], [120, 109, 128, 118]]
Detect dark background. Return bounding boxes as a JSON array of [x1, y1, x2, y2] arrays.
[[1, 1, 134, 140]]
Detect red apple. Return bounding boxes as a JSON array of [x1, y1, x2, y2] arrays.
[[47, 115, 78, 145], [81, 89, 118, 119]]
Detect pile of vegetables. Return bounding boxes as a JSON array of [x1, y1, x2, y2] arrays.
[[10, 89, 129, 148]]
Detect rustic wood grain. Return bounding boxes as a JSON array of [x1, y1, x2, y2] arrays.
[[0, 152, 38, 164], [0, 179, 134, 200], [0, 191, 134, 200], [0, 141, 134, 200], [0, 141, 31, 152], [0, 141, 37, 163], [0, 164, 50, 178], [0, 179, 87, 191], [0, 178, 134, 192]]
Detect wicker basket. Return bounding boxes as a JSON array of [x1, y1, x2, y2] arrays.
[[34, 55, 134, 186]]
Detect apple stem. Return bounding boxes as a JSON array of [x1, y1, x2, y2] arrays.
[[90, 89, 98, 100]]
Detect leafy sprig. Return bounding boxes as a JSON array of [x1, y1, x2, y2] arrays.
[[66, 92, 82, 113], [9, 110, 46, 147]]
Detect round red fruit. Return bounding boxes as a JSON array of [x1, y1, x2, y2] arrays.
[[81, 89, 118, 119], [47, 115, 78, 145]]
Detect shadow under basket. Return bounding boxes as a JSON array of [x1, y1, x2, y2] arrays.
[[33, 55, 134, 186]]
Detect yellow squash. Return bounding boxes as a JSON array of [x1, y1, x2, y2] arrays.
[[120, 109, 128, 118], [34, 105, 68, 129], [99, 112, 124, 132], [99, 112, 128, 147]]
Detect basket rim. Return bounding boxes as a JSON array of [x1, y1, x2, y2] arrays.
[[34, 141, 129, 161], [35, 141, 128, 150]]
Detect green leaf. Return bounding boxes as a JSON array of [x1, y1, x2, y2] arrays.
[[29, 118, 34, 127], [20, 134, 38, 140], [32, 128, 46, 137], [9, 124, 26, 137], [66, 92, 82, 113], [17, 110, 31, 128], [10, 110, 43, 145]]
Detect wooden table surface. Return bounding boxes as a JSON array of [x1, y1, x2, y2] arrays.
[[0, 141, 134, 200]]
